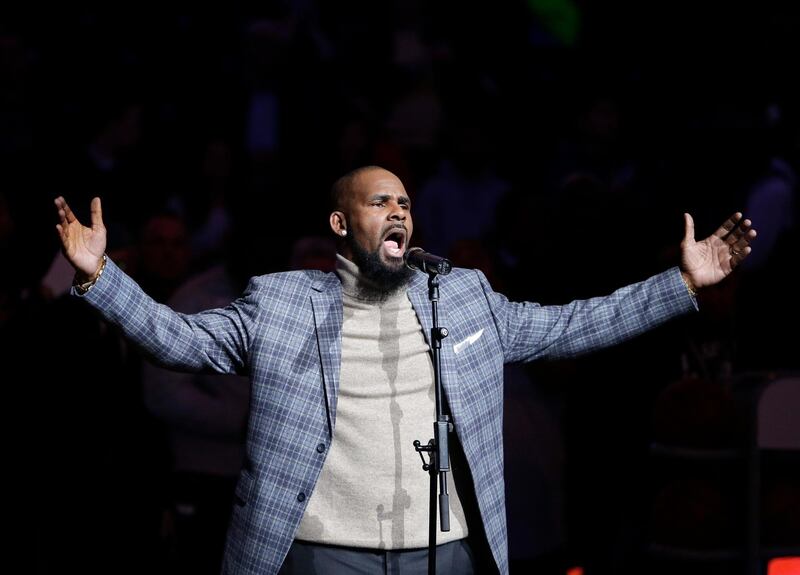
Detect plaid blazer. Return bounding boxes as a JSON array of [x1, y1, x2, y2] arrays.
[[82, 259, 696, 574]]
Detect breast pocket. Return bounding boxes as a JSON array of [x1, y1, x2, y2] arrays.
[[452, 328, 485, 355]]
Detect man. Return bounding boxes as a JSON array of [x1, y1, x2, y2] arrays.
[[54, 165, 756, 574]]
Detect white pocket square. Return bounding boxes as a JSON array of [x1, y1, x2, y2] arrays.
[[453, 329, 484, 354]]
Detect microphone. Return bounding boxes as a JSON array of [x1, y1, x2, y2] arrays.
[[404, 247, 452, 275]]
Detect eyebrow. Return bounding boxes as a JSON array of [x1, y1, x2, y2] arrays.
[[369, 194, 410, 205]]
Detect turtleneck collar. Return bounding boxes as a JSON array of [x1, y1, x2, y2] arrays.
[[335, 254, 410, 303]]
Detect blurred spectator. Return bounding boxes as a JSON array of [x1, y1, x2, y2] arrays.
[[166, 136, 240, 270], [290, 235, 337, 272], [414, 103, 511, 256], [64, 91, 152, 251], [32, 293, 168, 574], [449, 239, 566, 574], [142, 263, 250, 575], [135, 212, 193, 304], [735, 101, 799, 371]]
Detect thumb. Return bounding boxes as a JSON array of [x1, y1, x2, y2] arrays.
[[90, 197, 104, 229], [683, 212, 695, 245]]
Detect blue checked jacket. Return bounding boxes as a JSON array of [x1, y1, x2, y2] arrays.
[[81, 258, 697, 574]]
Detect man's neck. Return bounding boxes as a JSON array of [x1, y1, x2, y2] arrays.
[[335, 254, 407, 303]]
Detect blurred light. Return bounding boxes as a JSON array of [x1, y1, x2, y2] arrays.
[[567, 567, 584, 575], [527, 0, 580, 46], [768, 557, 800, 575]]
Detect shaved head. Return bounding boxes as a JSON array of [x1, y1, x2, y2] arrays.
[[330, 165, 384, 212]]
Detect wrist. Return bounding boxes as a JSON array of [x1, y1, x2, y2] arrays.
[[680, 271, 698, 297], [74, 254, 108, 294], [75, 255, 105, 281]]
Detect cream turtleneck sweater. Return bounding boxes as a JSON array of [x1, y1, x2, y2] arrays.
[[295, 255, 468, 549]]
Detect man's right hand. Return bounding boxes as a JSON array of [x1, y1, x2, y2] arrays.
[[54, 196, 107, 279]]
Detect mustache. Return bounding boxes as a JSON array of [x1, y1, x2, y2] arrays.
[[382, 223, 407, 234]]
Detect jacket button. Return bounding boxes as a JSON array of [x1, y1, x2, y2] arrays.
[[316, 443, 326, 453], [297, 492, 306, 502]]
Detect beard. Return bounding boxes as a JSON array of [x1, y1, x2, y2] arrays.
[[347, 234, 414, 302]]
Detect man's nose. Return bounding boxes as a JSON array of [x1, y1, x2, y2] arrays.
[[388, 204, 406, 220]]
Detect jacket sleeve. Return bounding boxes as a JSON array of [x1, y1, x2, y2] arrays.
[[478, 266, 698, 363], [78, 258, 258, 375]]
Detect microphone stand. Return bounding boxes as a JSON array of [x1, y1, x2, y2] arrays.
[[413, 270, 453, 575]]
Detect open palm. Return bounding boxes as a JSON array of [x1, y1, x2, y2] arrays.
[[54, 196, 107, 277], [681, 212, 756, 290]]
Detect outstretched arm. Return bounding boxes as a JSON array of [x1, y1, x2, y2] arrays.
[[680, 212, 757, 292], [54, 196, 107, 281], [54, 195, 252, 374]]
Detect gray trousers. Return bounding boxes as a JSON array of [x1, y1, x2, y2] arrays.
[[278, 538, 476, 574]]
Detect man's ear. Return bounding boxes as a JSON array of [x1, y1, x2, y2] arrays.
[[330, 211, 347, 237]]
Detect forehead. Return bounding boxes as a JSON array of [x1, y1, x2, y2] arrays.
[[350, 169, 407, 202]]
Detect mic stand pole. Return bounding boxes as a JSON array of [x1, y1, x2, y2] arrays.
[[414, 271, 453, 575]]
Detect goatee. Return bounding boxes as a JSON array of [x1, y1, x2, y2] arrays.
[[347, 236, 414, 302]]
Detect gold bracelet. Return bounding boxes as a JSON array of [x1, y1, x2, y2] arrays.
[[680, 272, 697, 298], [74, 254, 108, 294]]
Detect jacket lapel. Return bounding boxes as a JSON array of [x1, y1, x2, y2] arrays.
[[310, 271, 465, 435], [407, 274, 464, 420], [310, 274, 344, 437]]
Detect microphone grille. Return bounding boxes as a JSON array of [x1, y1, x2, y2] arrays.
[[404, 246, 423, 269]]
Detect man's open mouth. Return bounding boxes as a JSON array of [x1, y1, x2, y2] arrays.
[[382, 227, 406, 258]]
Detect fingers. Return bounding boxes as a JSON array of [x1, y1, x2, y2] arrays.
[[726, 217, 757, 268], [54, 198, 68, 242], [54, 197, 66, 224], [719, 212, 744, 241], [725, 217, 755, 246], [90, 197, 103, 229], [717, 212, 758, 249], [63, 198, 78, 224], [728, 244, 752, 268], [683, 212, 695, 244], [729, 226, 757, 257], [54, 196, 80, 227]]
